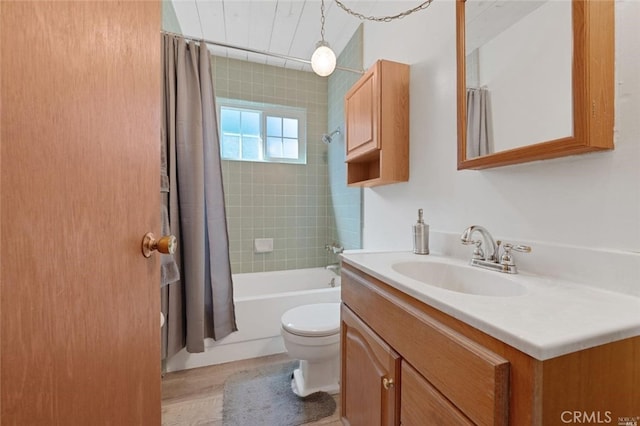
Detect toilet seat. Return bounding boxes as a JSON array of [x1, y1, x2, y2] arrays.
[[281, 303, 340, 337]]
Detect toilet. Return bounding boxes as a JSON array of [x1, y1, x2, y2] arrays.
[[280, 302, 341, 397]]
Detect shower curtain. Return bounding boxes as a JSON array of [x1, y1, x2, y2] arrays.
[[161, 34, 237, 358], [466, 87, 492, 158]]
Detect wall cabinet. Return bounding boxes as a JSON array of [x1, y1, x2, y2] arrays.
[[340, 263, 640, 425], [344, 60, 409, 187]]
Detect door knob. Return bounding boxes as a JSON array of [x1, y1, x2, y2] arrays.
[[141, 232, 176, 258]]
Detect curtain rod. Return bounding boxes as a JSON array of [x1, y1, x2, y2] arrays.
[[161, 31, 364, 75]]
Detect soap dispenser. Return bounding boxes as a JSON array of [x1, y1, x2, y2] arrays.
[[413, 209, 429, 255]]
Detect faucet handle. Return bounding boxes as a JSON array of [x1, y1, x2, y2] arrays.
[[461, 238, 485, 260], [471, 240, 485, 260], [500, 242, 531, 267], [504, 243, 532, 253]]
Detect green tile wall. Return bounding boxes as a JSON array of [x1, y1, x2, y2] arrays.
[[212, 57, 337, 273], [327, 25, 364, 250]]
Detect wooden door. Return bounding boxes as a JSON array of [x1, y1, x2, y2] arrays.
[[1, 2, 161, 424], [341, 304, 400, 426]]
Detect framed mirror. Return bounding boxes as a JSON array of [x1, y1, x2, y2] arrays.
[[456, 0, 614, 170]]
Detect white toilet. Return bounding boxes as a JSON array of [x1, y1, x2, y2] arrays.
[[280, 302, 341, 397]]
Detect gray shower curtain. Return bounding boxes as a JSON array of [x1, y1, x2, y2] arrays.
[[466, 87, 492, 158], [161, 34, 237, 358]]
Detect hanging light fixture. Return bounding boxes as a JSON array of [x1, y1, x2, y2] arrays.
[[311, 0, 336, 77], [310, 0, 435, 76]]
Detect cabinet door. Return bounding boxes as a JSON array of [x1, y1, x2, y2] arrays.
[[401, 361, 474, 426], [341, 304, 400, 426], [345, 65, 379, 160]]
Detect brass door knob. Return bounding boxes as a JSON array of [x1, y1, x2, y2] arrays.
[[382, 377, 394, 390], [142, 232, 177, 258]]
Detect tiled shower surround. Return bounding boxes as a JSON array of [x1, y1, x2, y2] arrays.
[[212, 56, 336, 273], [327, 25, 363, 251], [212, 26, 363, 274]]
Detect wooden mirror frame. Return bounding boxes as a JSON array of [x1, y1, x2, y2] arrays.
[[456, 0, 614, 170]]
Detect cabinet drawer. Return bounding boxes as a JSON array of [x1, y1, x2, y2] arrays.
[[401, 361, 473, 426], [342, 266, 509, 425]]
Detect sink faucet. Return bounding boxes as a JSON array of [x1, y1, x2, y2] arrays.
[[460, 226, 531, 274], [460, 225, 498, 262]]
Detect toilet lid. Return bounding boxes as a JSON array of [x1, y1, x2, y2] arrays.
[[281, 303, 341, 337]]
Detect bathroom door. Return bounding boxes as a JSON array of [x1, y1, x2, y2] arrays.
[[1, 1, 161, 424]]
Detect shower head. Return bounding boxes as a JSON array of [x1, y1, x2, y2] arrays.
[[321, 128, 341, 144]]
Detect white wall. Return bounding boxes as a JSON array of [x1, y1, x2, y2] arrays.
[[359, 1, 639, 261]]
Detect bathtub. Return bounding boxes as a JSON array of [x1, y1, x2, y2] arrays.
[[165, 267, 341, 372]]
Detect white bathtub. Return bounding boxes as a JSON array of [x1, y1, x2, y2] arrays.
[[165, 267, 341, 372]]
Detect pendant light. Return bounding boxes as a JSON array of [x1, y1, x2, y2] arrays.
[[311, 0, 336, 77]]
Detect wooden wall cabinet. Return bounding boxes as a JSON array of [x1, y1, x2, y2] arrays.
[[340, 263, 640, 425], [344, 60, 409, 187]]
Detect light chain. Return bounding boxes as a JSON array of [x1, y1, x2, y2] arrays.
[[334, 0, 435, 23]]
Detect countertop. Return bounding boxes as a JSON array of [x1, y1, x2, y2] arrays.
[[340, 251, 640, 360]]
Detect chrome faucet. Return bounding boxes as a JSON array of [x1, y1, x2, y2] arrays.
[[325, 263, 341, 276], [460, 225, 498, 262], [460, 225, 531, 274], [325, 242, 344, 254]]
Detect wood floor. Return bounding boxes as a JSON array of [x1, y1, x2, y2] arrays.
[[161, 353, 343, 426]]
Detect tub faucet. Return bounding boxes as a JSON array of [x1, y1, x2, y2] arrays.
[[325, 263, 341, 276], [460, 225, 531, 274], [325, 243, 344, 254]]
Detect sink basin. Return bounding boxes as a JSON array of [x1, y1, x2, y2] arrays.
[[391, 260, 527, 297]]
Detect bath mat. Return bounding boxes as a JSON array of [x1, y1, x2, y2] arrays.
[[222, 361, 336, 426]]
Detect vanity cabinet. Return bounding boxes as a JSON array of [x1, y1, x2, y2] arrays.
[[340, 262, 640, 425], [344, 59, 409, 187], [341, 265, 509, 426], [341, 306, 400, 425]]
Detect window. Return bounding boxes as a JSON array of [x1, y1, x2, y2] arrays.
[[218, 98, 306, 164]]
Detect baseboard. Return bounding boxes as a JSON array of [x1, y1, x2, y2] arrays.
[[165, 336, 287, 372]]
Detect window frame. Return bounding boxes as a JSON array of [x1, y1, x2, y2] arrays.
[[217, 98, 307, 165]]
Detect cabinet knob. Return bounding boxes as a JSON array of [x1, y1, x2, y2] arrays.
[[382, 377, 394, 390]]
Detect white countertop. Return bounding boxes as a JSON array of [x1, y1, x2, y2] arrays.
[[341, 251, 640, 360]]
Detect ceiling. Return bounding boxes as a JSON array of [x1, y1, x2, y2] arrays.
[[169, 1, 424, 72], [168, 1, 545, 72], [465, 0, 546, 53]]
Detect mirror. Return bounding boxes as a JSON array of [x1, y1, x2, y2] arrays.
[[464, 1, 572, 157], [456, 0, 615, 170]]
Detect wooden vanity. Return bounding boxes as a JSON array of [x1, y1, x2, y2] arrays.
[[340, 262, 640, 425]]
